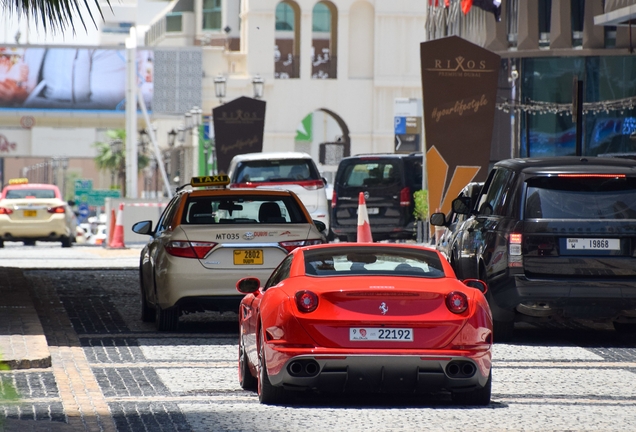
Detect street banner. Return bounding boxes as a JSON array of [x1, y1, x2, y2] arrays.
[[420, 36, 500, 217], [213, 97, 266, 174]]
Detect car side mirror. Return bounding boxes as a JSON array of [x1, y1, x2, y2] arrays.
[[67, 200, 76, 207], [236, 277, 261, 294], [462, 278, 488, 294], [452, 196, 472, 215], [429, 212, 447, 227], [132, 220, 154, 236], [313, 220, 327, 233]]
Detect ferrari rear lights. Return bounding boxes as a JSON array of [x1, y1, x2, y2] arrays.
[[287, 359, 320, 377], [47, 206, 66, 214], [295, 290, 319, 313], [165, 241, 217, 258], [508, 232, 523, 268], [279, 239, 323, 253], [445, 361, 476, 378], [445, 291, 468, 314], [0, 207, 13, 215], [399, 187, 411, 206]]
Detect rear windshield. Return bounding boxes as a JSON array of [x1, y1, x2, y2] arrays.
[[181, 195, 308, 225], [525, 176, 636, 219], [233, 159, 320, 183], [5, 188, 57, 199], [339, 161, 400, 187], [304, 246, 445, 278]]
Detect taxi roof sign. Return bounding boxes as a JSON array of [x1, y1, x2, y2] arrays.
[[8, 178, 29, 185], [190, 175, 230, 188]]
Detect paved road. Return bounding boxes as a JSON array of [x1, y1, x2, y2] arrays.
[[1, 243, 636, 431]]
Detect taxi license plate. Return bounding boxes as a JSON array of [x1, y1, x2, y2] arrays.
[[566, 238, 620, 251], [23, 210, 37, 217], [350, 328, 413, 342], [233, 249, 263, 265]]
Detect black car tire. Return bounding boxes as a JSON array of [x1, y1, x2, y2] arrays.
[[258, 330, 285, 404], [451, 371, 491, 406], [239, 338, 257, 391], [0, 240, 4, 248], [613, 321, 636, 334], [155, 305, 179, 331], [24, 240, 36, 246], [140, 272, 154, 323], [61, 236, 72, 248]]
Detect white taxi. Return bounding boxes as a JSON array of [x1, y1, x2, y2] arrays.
[[0, 179, 77, 247], [132, 175, 328, 331]]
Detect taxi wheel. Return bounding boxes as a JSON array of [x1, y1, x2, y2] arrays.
[[61, 236, 72, 248], [239, 339, 257, 390], [155, 305, 179, 331], [140, 276, 155, 323], [258, 330, 285, 404], [451, 370, 492, 406], [0, 240, 4, 248], [23, 240, 36, 246]]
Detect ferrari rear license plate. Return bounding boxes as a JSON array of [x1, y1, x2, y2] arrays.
[[23, 210, 36, 217], [350, 328, 413, 342], [566, 238, 620, 251], [233, 249, 263, 265]]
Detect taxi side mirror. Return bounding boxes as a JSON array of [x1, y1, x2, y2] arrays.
[[132, 220, 154, 236], [313, 220, 327, 233], [237, 277, 261, 294]]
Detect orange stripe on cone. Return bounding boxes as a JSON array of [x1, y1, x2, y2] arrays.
[[357, 192, 373, 243], [108, 203, 126, 249]]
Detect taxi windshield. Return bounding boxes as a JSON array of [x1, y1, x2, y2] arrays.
[[181, 195, 308, 225], [5, 189, 57, 199]]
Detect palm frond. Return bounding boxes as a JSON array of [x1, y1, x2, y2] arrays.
[[1, 0, 108, 33]]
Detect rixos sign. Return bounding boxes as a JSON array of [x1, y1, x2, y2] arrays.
[[426, 56, 497, 77]]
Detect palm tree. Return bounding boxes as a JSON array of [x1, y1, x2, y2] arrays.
[[1, 0, 108, 33], [94, 129, 149, 197]]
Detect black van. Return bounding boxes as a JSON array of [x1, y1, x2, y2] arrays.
[[331, 153, 423, 242]]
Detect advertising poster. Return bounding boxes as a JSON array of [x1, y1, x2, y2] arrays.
[[213, 97, 266, 174], [420, 36, 500, 217], [0, 46, 153, 111]]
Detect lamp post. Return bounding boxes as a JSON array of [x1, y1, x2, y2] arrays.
[[214, 75, 226, 104], [252, 74, 264, 99]]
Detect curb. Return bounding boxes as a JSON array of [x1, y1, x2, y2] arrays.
[[0, 268, 52, 370]]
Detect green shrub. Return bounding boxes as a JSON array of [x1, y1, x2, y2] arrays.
[[413, 189, 429, 221]]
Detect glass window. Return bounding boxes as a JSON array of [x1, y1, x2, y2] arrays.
[[233, 159, 321, 183], [265, 255, 293, 289], [5, 188, 57, 199], [156, 196, 182, 234], [538, 0, 552, 35], [276, 2, 294, 31], [203, 0, 222, 30], [478, 169, 513, 216], [525, 176, 636, 219], [166, 13, 182, 32], [340, 162, 400, 187], [312, 3, 331, 33], [180, 195, 308, 225], [303, 246, 445, 278]]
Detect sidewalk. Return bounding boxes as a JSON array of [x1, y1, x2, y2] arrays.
[[0, 267, 51, 369]]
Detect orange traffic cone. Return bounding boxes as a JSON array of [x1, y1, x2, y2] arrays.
[[357, 192, 373, 243], [106, 208, 116, 247], [109, 203, 126, 249]]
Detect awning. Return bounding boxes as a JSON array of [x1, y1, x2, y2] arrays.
[[594, 5, 636, 27]]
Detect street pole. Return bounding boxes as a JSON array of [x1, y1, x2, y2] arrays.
[[125, 27, 139, 198]]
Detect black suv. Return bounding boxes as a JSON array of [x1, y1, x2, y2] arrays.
[[431, 157, 636, 340], [331, 153, 422, 242]]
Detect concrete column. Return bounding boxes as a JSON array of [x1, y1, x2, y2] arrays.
[[550, 0, 572, 49], [337, 10, 349, 80], [616, 23, 636, 49], [125, 28, 138, 199], [517, 0, 540, 50], [485, 0, 508, 52], [582, 0, 605, 48], [299, 9, 313, 79]]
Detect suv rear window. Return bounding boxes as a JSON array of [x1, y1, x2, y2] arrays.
[[340, 161, 400, 187], [233, 159, 320, 183], [525, 176, 636, 219]]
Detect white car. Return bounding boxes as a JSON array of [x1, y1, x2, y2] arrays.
[[227, 152, 330, 231]]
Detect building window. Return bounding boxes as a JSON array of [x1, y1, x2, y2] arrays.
[[538, 0, 552, 46], [166, 13, 183, 32], [276, 3, 295, 31], [313, 3, 330, 32], [203, 0, 222, 31]]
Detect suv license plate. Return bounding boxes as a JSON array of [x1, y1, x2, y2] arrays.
[[350, 328, 413, 341], [566, 238, 620, 251], [357, 207, 379, 215], [233, 249, 263, 265], [23, 210, 36, 217]]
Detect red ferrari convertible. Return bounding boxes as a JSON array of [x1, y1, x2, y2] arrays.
[[236, 243, 492, 405]]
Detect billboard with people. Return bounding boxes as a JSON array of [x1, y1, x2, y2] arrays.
[[0, 46, 153, 111]]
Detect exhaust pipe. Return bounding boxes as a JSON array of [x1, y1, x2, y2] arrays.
[[288, 360, 320, 377], [446, 361, 476, 378]]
